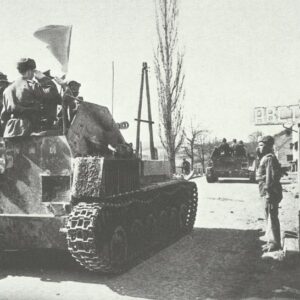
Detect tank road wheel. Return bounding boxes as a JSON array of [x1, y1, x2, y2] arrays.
[[158, 209, 169, 242], [169, 207, 179, 238], [130, 219, 145, 256], [66, 203, 129, 273], [144, 214, 158, 246], [110, 226, 128, 269]]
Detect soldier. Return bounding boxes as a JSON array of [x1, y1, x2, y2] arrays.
[[182, 158, 191, 175], [55, 78, 82, 128], [218, 138, 231, 157], [231, 139, 238, 156], [235, 140, 246, 157], [0, 72, 10, 135], [38, 70, 61, 130], [1, 58, 61, 137], [257, 135, 282, 252]]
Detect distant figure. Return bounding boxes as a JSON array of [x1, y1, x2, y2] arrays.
[[230, 139, 238, 156], [182, 158, 191, 175], [235, 140, 246, 157], [218, 138, 231, 157]]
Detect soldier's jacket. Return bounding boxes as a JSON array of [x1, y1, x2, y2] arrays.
[[257, 152, 282, 201], [219, 142, 231, 156], [1, 76, 60, 137]]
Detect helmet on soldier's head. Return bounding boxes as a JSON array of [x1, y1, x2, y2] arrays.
[[260, 135, 274, 147]]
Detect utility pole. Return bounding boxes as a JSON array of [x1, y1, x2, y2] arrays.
[[135, 62, 156, 159]]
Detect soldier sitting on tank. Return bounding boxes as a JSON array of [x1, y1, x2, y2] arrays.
[[38, 70, 62, 131], [211, 146, 220, 158], [0, 72, 10, 135], [235, 140, 246, 157], [0, 58, 61, 137], [55, 78, 82, 128], [218, 138, 231, 157], [230, 139, 238, 156]]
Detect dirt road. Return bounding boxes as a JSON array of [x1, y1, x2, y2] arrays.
[[0, 177, 300, 300]]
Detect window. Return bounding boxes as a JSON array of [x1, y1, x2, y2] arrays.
[[287, 154, 293, 162]]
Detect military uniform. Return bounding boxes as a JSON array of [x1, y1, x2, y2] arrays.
[[1, 76, 60, 137], [257, 152, 282, 249], [182, 160, 191, 175], [219, 142, 231, 156]]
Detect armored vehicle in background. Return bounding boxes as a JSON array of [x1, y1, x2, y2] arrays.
[[206, 155, 256, 183], [0, 101, 198, 273]]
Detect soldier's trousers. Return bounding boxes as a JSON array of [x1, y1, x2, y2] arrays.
[[264, 197, 281, 248]]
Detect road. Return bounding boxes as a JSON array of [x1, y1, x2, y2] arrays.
[[0, 177, 300, 300]]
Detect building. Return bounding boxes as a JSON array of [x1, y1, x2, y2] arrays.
[[273, 129, 293, 169]]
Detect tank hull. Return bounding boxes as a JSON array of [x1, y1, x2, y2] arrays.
[[206, 156, 256, 182]]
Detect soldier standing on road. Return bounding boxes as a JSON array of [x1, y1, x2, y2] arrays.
[[182, 158, 191, 175], [257, 135, 283, 252]]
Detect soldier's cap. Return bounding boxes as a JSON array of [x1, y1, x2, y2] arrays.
[[17, 58, 36, 74], [67, 80, 81, 87], [43, 70, 54, 79], [260, 135, 274, 146], [0, 72, 8, 82]]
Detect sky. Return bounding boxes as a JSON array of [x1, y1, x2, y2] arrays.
[[1, 0, 300, 148]]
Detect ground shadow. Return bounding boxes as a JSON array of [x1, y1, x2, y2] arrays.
[[216, 179, 255, 184], [0, 228, 300, 299]]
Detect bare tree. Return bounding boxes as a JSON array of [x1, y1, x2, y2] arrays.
[[194, 131, 211, 172], [247, 131, 263, 154], [248, 131, 263, 143], [183, 122, 208, 170], [154, 0, 185, 173]]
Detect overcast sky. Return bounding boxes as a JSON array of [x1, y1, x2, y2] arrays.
[[1, 0, 300, 146]]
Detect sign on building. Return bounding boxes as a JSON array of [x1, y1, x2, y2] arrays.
[[254, 105, 300, 125]]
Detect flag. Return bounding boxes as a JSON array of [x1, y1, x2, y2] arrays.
[[34, 25, 72, 73]]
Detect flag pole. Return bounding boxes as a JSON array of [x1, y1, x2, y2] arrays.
[[112, 61, 114, 117]]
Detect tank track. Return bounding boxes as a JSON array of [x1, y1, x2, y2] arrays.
[[65, 181, 198, 273]]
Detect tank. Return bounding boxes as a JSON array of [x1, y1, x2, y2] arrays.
[[0, 102, 198, 273], [206, 154, 256, 183]]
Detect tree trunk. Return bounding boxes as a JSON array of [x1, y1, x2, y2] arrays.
[[169, 152, 176, 174], [191, 143, 194, 170]]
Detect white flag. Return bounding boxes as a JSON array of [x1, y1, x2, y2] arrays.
[[34, 25, 72, 73]]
